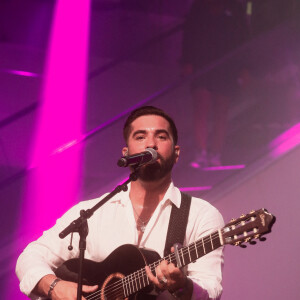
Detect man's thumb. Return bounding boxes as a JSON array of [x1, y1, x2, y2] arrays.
[[82, 284, 98, 293]]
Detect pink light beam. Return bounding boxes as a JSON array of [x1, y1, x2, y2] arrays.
[[8, 1, 91, 298], [8, 2, 91, 299], [25, 0, 91, 233]]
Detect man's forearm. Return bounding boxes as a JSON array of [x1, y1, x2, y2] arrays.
[[32, 274, 57, 297]]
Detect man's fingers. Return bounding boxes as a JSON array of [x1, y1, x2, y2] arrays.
[[146, 265, 165, 288], [145, 265, 156, 282], [82, 284, 98, 293]]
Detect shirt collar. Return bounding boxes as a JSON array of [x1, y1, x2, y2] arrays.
[[160, 182, 181, 208], [113, 181, 181, 208]]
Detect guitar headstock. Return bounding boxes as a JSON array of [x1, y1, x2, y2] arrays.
[[222, 208, 276, 247]]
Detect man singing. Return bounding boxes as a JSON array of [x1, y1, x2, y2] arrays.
[[16, 106, 224, 299]]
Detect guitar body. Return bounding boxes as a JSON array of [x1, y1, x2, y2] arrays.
[[55, 244, 161, 299]]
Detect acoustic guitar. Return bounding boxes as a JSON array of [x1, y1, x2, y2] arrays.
[[54, 208, 275, 300]]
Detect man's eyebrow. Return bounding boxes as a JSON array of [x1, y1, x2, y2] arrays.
[[132, 129, 170, 137], [155, 129, 170, 136], [132, 130, 147, 137]]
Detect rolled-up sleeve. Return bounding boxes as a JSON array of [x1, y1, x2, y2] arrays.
[[187, 201, 225, 300], [16, 203, 83, 296]]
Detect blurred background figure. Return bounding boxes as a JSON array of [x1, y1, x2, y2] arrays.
[[181, 0, 249, 168]]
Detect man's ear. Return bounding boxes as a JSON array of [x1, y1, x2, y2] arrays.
[[174, 145, 180, 163], [122, 147, 128, 156]]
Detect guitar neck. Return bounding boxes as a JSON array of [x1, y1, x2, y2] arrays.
[[153, 229, 222, 270]]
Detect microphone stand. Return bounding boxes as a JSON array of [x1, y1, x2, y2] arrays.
[[59, 169, 139, 300]]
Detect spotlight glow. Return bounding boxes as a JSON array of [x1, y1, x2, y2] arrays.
[[7, 1, 91, 298], [270, 122, 300, 157], [2, 69, 40, 77], [26, 0, 91, 232], [180, 186, 212, 192]]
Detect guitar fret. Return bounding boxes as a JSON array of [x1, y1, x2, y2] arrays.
[[188, 243, 197, 263], [195, 241, 199, 258], [142, 270, 146, 287], [138, 271, 141, 290], [122, 277, 127, 298], [138, 270, 142, 289], [205, 236, 213, 253], [141, 270, 145, 288], [136, 271, 139, 290], [180, 247, 185, 266], [210, 234, 214, 249], [127, 274, 132, 295], [202, 238, 206, 254], [135, 274, 138, 292], [130, 273, 134, 294], [191, 243, 199, 261], [134, 272, 138, 292], [123, 276, 129, 297]]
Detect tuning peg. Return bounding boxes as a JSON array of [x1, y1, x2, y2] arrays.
[[240, 214, 246, 218], [259, 236, 267, 242], [239, 244, 247, 248], [250, 210, 255, 214], [230, 218, 236, 222], [249, 240, 257, 245]]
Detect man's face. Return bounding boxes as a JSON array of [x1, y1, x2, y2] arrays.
[[123, 115, 180, 181]]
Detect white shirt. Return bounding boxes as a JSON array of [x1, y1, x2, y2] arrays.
[[16, 182, 224, 299]]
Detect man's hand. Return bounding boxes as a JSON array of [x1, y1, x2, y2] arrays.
[[145, 259, 187, 293], [51, 280, 98, 300]]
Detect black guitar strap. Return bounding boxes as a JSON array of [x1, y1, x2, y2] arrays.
[[163, 192, 192, 257]]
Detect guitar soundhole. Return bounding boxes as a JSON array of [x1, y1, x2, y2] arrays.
[[101, 272, 127, 300]]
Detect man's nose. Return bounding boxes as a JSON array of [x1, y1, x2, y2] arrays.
[[146, 137, 158, 151]]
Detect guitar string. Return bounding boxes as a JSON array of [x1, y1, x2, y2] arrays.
[[85, 231, 223, 300], [86, 231, 223, 300]]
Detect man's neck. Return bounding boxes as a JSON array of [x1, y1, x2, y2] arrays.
[[130, 175, 172, 208]]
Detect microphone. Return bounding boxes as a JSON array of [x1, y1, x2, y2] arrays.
[[117, 148, 158, 167]]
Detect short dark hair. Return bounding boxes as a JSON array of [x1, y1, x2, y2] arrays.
[[123, 106, 178, 145]]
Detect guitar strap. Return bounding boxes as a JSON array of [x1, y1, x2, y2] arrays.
[[163, 192, 192, 257]]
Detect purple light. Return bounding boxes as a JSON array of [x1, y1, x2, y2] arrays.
[[7, 1, 91, 298], [269, 122, 300, 157], [190, 164, 246, 171], [190, 162, 201, 169], [1, 69, 40, 77], [26, 0, 91, 229], [117, 177, 130, 186], [203, 165, 246, 171], [180, 186, 212, 192]]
